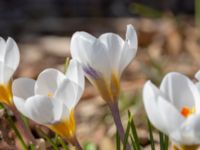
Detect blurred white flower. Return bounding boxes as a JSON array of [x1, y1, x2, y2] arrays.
[[143, 72, 200, 148], [70, 24, 137, 102], [13, 60, 85, 140], [0, 37, 20, 106]]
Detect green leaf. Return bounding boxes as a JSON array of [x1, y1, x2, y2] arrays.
[[128, 111, 140, 150], [164, 134, 169, 150], [159, 131, 164, 150], [57, 136, 69, 150], [123, 113, 131, 150], [147, 119, 155, 150], [36, 128, 59, 150], [116, 131, 121, 150], [130, 136, 137, 150], [64, 57, 70, 73]]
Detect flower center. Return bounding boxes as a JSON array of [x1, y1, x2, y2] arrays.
[[180, 106, 195, 118], [48, 92, 53, 97], [48, 110, 76, 140]]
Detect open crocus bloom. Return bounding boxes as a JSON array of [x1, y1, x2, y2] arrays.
[[0, 37, 20, 106], [143, 72, 200, 148], [70, 24, 137, 102], [13, 60, 84, 140]]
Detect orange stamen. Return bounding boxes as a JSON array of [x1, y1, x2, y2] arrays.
[[181, 106, 194, 118]]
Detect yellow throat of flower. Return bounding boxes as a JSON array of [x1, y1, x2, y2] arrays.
[[0, 81, 13, 106], [173, 144, 199, 150], [94, 73, 120, 102], [48, 110, 76, 140]]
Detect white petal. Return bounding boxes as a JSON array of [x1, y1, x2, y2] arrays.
[[35, 68, 65, 96], [178, 114, 200, 145], [126, 24, 138, 49], [0, 37, 6, 62], [118, 25, 138, 75], [4, 37, 20, 71], [160, 72, 196, 111], [143, 81, 168, 134], [157, 96, 185, 134], [54, 79, 81, 109], [195, 70, 200, 81], [24, 95, 63, 124], [0, 62, 13, 84], [70, 31, 111, 80], [12, 78, 35, 99], [13, 96, 29, 117], [65, 59, 85, 90], [70, 31, 96, 64], [99, 33, 124, 71]]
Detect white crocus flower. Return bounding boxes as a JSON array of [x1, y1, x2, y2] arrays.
[[70, 24, 137, 102], [13, 60, 84, 141], [0, 37, 20, 106], [143, 72, 200, 150]]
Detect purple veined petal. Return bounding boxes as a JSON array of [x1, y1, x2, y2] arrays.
[[82, 64, 102, 80]]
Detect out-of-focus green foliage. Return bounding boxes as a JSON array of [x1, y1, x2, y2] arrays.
[[129, 3, 162, 18]]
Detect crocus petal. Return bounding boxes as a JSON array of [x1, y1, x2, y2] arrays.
[[118, 25, 137, 75], [13, 96, 29, 117], [55, 79, 81, 109], [0, 62, 13, 84], [12, 78, 35, 100], [24, 95, 63, 124], [160, 72, 196, 111], [157, 96, 185, 134], [99, 33, 124, 71], [71, 32, 111, 79], [4, 37, 20, 71], [35, 68, 65, 96], [70, 31, 96, 64], [0, 37, 6, 61], [143, 81, 168, 133], [195, 70, 200, 81], [126, 24, 138, 49], [179, 114, 200, 145], [65, 59, 85, 90]]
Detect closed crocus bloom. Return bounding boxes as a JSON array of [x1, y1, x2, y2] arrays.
[[13, 60, 84, 146], [0, 37, 20, 106], [143, 72, 200, 150], [70, 24, 137, 103]]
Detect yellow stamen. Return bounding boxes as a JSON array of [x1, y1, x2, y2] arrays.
[[181, 106, 195, 118], [48, 110, 76, 140], [48, 92, 53, 97], [0, 81, 13, 106]]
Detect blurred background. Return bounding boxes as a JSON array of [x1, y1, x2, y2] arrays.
[[0, 0, 200, 149]]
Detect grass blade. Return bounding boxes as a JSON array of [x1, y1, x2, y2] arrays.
[[159, 132, 164, 150], [130, 136, 137, 150], [5, 109, 28, 150], [37, 128, 59, 150], [164, 134, 169, 150], [116, 131, 121, 150], [123, 118, 131, 150], [57, 136, 69, 150], [147, 119, 155, 150]]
